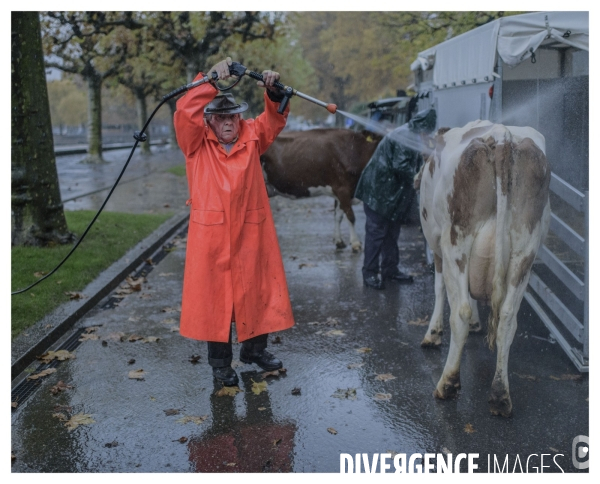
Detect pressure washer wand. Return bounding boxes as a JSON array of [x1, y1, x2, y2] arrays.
[[229, 62, 337, 115]]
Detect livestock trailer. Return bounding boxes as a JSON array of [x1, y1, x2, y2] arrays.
[[410, 11, 589, 371]]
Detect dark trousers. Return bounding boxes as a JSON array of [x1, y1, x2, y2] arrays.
[[362, 203, 403, 280], [207, 328, 268, 368]]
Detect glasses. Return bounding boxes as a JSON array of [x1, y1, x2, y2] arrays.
[[211, 114, 239, 122]]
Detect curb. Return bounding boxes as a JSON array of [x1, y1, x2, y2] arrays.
[[11, 209, 190, 381]]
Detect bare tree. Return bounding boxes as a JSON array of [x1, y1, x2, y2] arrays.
[[41, 12, 144, 163]]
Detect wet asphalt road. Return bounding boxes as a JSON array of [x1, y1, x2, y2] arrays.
[[11, 188, 588, 472]]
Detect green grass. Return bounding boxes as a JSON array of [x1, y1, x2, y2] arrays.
[[11, 210, 171, 339], [166, 164, 186, 177]]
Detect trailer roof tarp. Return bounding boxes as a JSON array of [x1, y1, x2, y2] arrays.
[[411, 11, 589, 90]]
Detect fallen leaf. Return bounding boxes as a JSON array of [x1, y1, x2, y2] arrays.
[[145, 258, 154, 265], [374, 393, 392, 401], [258, 407, 266, 411], [38, 350, 76, 364], [49, 381, 73, 395], [127, 334, 144, 342], [128, 369, 146, 380], [128, 317, 140, 322], [105, 441, 119, 448], [215, 386, 243, 397], [161, 318, 176, 325], [78, 333, 98, 342], [231, 360, 243, 369], [163, 408, 181, 416], [141, 336, 160, 343], [188, 355, 201, 364], [307, 321, 320, 326], [299, 263, 316, 269], [12, 401, 18, 408], [549, 374, 583, 381], [332, 388, 357, 400], [549, 447, 560, 453], [84, 326, 99, 333], [273, 438, 282, 447], [325, 329, 346, 337], [356, 347, 372, 353], [128, 359, 136, 365], [408, 317, 429, 326], [514, 373, 538, 381], [251, 379, 268, 395], [33, 271, 48, 278], [65, 413, 95, 431], [358, 309, 368, 313], [262, 369, 284, 378], [441, 447, 452, 455], [225, 462, 236, 467], [161, 305, 181, 313], [11, 452, 16, 461], [176, 415, 208, 425], [65, 291, 85, 300], [271, 336, 282, 344], [52, 412, 68, 421], [170, 326, 180, 332], [173, 437, 188, 443], [105, 332, 125, 341], [327, 427, 338, 435], [375, 373, 396, 382], [464, 423, 476, 434], [347, 363, 364, 369], [27, 368, 57, 380], [291, 387, 301, 396], [159, 272, 175, 277], [53, 404, 72, 413], [125, 276, 144, 291]]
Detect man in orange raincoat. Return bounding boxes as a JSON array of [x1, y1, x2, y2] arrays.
[[174, 57, 295, 386]]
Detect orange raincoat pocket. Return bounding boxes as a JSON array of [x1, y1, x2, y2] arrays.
[[192, 210, 224, 225], [244, 208, 266, 224]]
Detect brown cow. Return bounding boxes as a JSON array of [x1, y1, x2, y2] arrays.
[[261, 129, 382, 252]]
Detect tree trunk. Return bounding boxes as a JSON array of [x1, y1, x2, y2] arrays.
[[11, 11, 73, 246], [135, 88, 151, 155], [167, 99, 179, 150], [83, 74, 104, 163]]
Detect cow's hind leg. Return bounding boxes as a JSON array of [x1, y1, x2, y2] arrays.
[[333, 200, 347, 249], [488, 261, 531, 417], [434, 243, 472, 400], [422, 253, 445, 347], [338, 190, 361, 252]]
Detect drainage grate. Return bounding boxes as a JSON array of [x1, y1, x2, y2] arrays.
[[11, 327, 89, 409], [11, 225, 189, 410], [100, 224, 188, 310]]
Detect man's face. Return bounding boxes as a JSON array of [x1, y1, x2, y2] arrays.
[[207, 113, 240, 143]]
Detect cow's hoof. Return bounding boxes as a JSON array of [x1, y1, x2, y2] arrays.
[[351, 243, 362, 253], [433, 375, 461, 399], [421, 331, 442, 348], [469, 321, 482, 333], [489, 393, 512, 418], [335, 240, 347, 250]]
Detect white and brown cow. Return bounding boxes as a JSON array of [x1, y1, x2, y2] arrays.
[[415, 120, 551, 417], [261, 129, 382, 252]]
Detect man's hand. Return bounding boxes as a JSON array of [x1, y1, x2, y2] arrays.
[[208, 57, 233, 81], [257, 70, 280, 90]]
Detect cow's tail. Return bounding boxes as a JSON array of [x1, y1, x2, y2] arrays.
[[487, 132, 513, 350]]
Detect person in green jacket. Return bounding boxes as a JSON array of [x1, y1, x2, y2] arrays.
[[354, 108, 436, 289]]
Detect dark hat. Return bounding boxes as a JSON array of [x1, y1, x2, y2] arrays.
[[204, 94, 248, 115]]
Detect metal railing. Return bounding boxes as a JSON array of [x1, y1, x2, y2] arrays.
[[524, 173, 589, 371]]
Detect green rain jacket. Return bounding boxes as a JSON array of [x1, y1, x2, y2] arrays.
[[354, 108, 437, 221]]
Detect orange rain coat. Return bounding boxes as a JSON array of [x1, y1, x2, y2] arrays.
[[174, 73, 295, 343]]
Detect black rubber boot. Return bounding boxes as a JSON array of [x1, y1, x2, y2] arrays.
[[239, 348, 283, 371], [212, 366, 239, 386]]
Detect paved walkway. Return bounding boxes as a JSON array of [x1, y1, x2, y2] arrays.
[[11, 190, 589, 472]]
